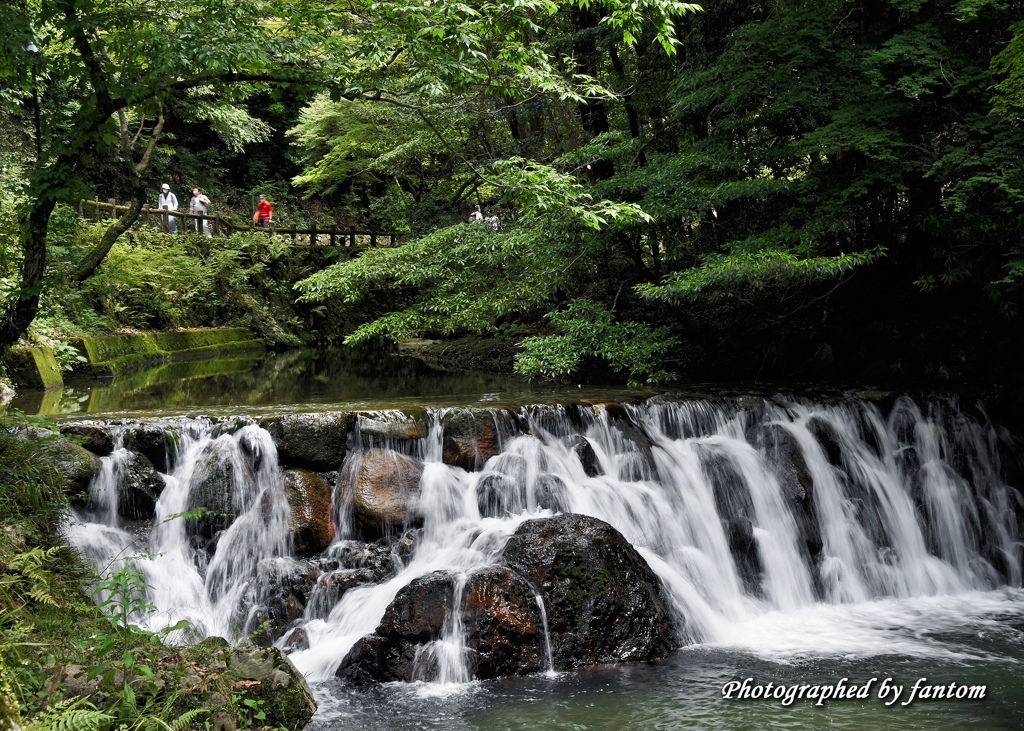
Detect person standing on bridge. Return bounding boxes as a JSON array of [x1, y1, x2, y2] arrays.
[[189, 187, 212, 237], [253, 193, 273, 228], [158, 183, 179, 234], [468, 204, 483, 223]]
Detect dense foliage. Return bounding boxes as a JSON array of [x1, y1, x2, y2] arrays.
[[3, 0, 1024, 385]]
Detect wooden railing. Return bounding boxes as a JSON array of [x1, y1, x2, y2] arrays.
[[78, 198, 402, 248]]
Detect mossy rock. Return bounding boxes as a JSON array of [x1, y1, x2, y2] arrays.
[[5, 345, 63, 389], [62, 327, 264, 376], [500, 513, 679, 669], [59, 421, 115, 455], [15, 428, 100, 494]]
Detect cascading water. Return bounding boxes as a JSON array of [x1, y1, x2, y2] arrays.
[[66, 420, 293, 638], [66, 395, 1024, 695]]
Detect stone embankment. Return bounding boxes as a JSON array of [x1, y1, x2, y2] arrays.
[[5, 327, 266, 390]]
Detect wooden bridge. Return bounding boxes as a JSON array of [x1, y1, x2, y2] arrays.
[[79, 198, 402, 248]]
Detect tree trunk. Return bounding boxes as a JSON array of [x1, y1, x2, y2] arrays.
[[72, 195, 145, 281], [0, 195, 57, 349]]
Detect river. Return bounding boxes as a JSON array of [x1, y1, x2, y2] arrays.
[[26, 347, 1024, 730]]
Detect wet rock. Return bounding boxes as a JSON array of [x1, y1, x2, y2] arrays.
[[306, 568, 377, 619], [59, 422, 114, 456], [476, 473, 526, 518], [16, 429, 100, 495], [727, 517, 762, 595], [352, 449, 423, 538], [807, 417, 843, 467], [259, 412, 350, 471], [337, 567, 543, 684], [117, 451, 166, 521], [325, 540, 401, 579], [535, 474, 570, 513], [123, 423, 179, 471], [184, 441, 255, 539], [566, 434, 600, 477], [460, 566, 546, 679], [283, 469, 334, 555], [500, 513, 679, 669], [247, 558, 319, 645], [210, 416, 256, 439], [443, 409, 500, 469], [745, 423, 821, 562], [357, 411, 429, 445], [281, 626, 310, 652]]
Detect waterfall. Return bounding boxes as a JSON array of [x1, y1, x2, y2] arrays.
[[64, 395, 1024, 685], [534, 591, 555, 675], [66, 421, 292, 639]]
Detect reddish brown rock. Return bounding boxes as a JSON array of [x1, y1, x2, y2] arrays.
[[353, 449, 423, 538], [443, 409, 501, 470], [283, 469, 335, 555], [336, 566, 543, 684], [461, 567, 544, 679]]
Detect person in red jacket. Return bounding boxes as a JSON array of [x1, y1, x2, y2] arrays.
[[253, 194, 273, 227]]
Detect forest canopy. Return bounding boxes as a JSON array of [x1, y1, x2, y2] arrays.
[[3, 0, 1024, 384]]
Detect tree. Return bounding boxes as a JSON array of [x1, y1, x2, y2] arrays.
[[0, 0, 698, 354]]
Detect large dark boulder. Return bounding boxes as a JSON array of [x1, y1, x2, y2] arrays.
[[59, 422, 114, 456], [500, 514, 679, 668], [123, 423, 179, 471], [259, 412, 350, 471], [337, 566, 543, 684], [283, 469, 334, 555], [352, 449, 423, 538], [184, 441, 254, 539], [117, 451, 165, 521]]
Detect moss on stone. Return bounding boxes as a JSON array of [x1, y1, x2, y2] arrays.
[[5, 346, 63, 389], [62, 328, 266, 376]]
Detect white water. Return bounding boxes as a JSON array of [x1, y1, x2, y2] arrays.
[[65, 396, 1024, 687]]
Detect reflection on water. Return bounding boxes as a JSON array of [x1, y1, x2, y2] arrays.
[[8, 344, 656, 419]]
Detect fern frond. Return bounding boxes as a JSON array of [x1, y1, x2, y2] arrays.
[[23, 697, 113, 731], [167, 707, 209, 730]]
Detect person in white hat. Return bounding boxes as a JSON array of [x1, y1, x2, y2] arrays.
[[158, 184, 179, 234]]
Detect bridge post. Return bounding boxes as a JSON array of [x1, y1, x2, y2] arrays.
[[108, 198, 115, 220], [291, 223, 296, 242], [350, 225, 356, 247], [330, 227, 336, 246], [311, 222, 317, 246]]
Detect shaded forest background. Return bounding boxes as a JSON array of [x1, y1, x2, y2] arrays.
[[4, 0, 1024, 388]]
